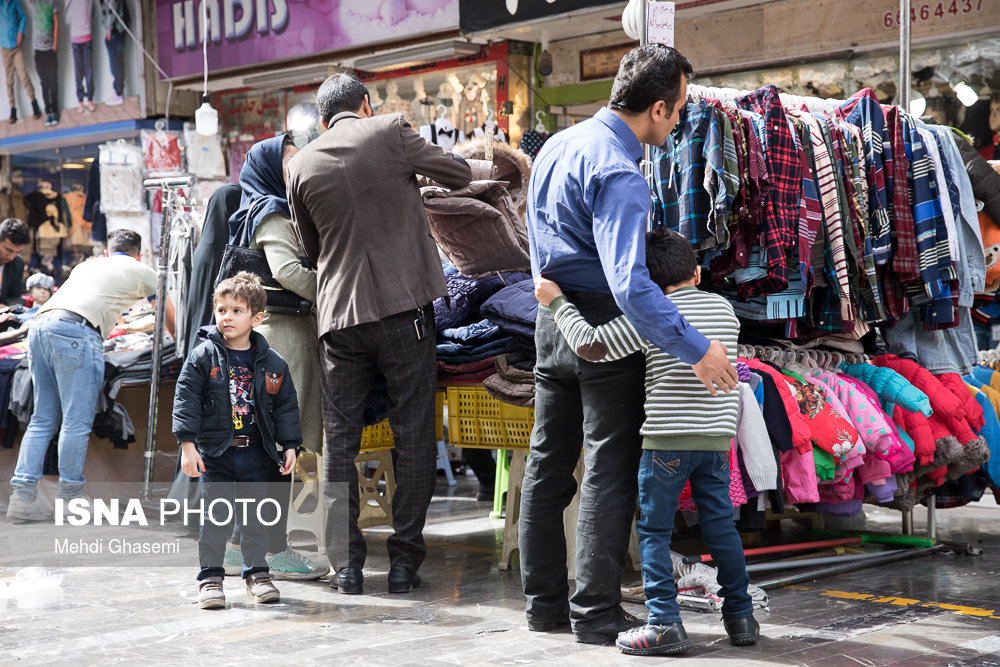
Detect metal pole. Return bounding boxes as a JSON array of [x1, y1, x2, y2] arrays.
[[899, 0, 911, 110], [756, 545, 942, 590], [641, 0, 653, 203], [927, 494, 937, 540], [901, 509, 913, 535], [745, 549, 908, 575], [141, 176, 193, 500]]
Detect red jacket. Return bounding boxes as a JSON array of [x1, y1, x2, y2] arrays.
[[874, 355, 977, 444], [936, 373, 984, 432], [747, 359, 813, 454]]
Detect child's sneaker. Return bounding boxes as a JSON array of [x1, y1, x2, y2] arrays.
[[266, 548, 330, 580], [5, 493, 53, 521], [245, 573, 279, 603], [223, 546, 243, 576], [198, 576, 226, 609]]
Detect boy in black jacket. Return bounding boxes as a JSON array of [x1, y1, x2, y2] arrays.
[[173, 272, 302, 609]]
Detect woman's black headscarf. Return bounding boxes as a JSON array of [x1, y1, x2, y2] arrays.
[[228, 134, 292, 245]]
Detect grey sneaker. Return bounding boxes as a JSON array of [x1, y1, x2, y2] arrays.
[[266, 548, 331, 580], [198, 577, 226, 609], [6, 494, 53, 521], [245, 573, 280, 603]]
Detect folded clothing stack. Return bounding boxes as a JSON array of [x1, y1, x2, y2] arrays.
[[483, 351, 535, 408], [436, 319, 511, 365]]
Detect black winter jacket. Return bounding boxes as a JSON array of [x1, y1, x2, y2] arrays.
[[172, 327, 302, 462]]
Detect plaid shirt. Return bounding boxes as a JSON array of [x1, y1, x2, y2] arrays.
[[901, 113, 947, 308], [735, 86, 801, 297], [787, 113, 823, 296], [882, 105, 919, 281], [835, 89, 892, 265], [651, 102, 732, 250]]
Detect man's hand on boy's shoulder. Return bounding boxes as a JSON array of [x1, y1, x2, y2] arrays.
[[534, 275, 564, 307]]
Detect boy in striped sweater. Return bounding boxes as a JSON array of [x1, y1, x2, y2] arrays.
[[534, 227, 757, 656]]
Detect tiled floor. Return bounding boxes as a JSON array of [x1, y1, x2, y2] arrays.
[[2, 474, 1000, 665]]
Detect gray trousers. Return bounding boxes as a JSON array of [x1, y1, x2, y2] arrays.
[[320, 304, 438, 572], [519, 292, 646, 631]]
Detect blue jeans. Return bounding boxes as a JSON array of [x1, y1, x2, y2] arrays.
[[72, 41, 93, 102], [637, 449, 753, 625], [105, 32, 126, 96], [10, 316, 104, 500]]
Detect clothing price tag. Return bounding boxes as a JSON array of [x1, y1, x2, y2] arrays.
[[992, 323, 1000, 342], [646, 1, 675, 47]]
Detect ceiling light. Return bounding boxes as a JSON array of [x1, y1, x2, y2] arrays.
[[909, 90, 926, 117], [353, 41, 481, 72], [953, 82, 979, 107], [243, 65, 332, 89]]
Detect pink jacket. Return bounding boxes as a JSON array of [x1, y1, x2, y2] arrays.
[[815, 371, 895, 454]]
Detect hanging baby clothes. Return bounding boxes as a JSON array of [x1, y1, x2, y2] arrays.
[[518, 129, 548, 159], [99, 140, 145, 214]]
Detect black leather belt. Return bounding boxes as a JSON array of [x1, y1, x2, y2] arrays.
[[230, 435, 258, 448], [41, 309, 99, 334]]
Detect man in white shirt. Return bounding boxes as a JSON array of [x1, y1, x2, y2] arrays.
[[7, 230, 174, 520]]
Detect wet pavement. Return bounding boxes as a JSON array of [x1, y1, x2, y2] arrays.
[[2, 472, 1000, 666]]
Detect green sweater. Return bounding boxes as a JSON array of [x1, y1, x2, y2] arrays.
[[550, 287, 739, 451]]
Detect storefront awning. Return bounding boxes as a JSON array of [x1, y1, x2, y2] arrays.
[[0, 119, 185, 156]]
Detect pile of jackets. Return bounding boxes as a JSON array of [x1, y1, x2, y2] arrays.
[[434, 267, 530, 385], [680, 354, 996, 531]]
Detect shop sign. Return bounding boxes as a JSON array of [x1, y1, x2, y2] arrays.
[[460, 0, 622, 33], [217, 89, 285, 138], [156, 0, 460, 80]]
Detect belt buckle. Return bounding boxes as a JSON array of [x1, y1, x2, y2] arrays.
[[231, 435, 251, 448]]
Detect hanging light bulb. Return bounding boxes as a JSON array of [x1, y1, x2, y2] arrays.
[[909, 90, 926, 117], [196, 95, 219, 136], [194, 0, 217, 136], [953, 81, 979, 107]]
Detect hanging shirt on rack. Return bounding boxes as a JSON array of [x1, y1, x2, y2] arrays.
[[735, 85, 801, 298], [419, 117, 465, 153], [518, 129, 548, 159], [834, 89, 892, 265]]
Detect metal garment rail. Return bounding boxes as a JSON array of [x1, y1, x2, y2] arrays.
[[141, 175, 194, 500]]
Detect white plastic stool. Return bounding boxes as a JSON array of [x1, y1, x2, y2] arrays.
[[437, 439, 456, 486], [285, 451, 327, 555]]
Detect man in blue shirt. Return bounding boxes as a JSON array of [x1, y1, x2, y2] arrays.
[[519, 44, 738, 646]]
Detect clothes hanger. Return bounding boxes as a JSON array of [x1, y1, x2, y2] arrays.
[[437, 104, 448, 120], [534, 111, 547, 134]]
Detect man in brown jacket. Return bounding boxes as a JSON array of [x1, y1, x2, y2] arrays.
[[286, 73, 471, 595]]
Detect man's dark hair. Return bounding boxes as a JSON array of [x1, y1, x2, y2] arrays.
[[316, 73, 369, 125], [0, 218, 29, 246], [609, 44, 693, 114], [646, 227, 697, 289], [107, 229, 143, 256]]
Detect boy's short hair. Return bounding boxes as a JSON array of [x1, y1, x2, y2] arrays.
[[646, 227, 697, 289], [107, 229, 142, 255], [214, 272, 266, 315]]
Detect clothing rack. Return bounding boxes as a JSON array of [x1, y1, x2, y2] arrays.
[[685, 84, 843, 113], [141, 175, 194, 500]]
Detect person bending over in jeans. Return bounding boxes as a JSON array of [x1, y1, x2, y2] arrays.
[[534, 227, 758, 656]]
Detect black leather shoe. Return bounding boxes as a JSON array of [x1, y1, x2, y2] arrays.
[[724, 616, 760, 646], [527, 615, 571, 632], [330, 567, 363, 595], [616, 623, 690, 656], [573, 607, 644, 644], [387, 565, 421, 594]]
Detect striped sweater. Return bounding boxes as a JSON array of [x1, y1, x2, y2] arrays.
[[550, 287, 740, 450]]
